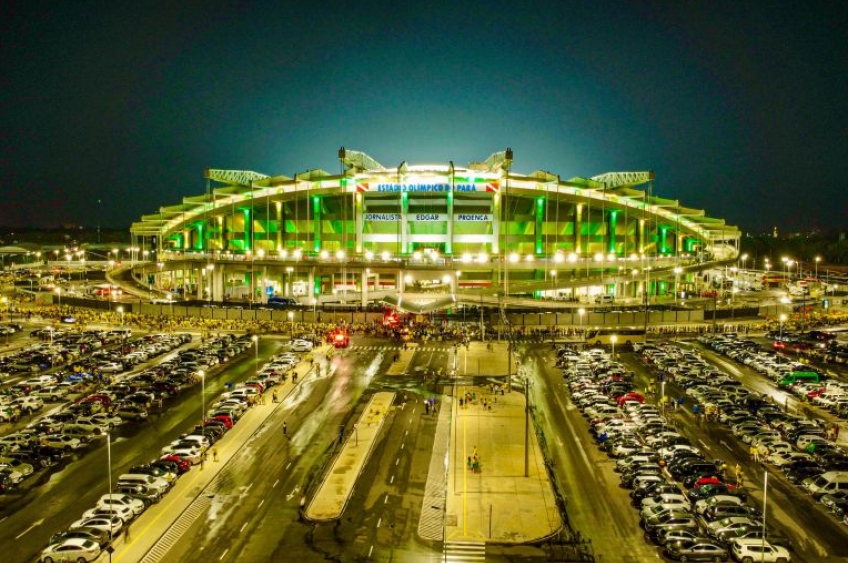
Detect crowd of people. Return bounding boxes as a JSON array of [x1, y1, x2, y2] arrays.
[[3, 297, 848, 347]]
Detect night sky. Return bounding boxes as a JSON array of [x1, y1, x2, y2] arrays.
[[2, 0, 845, 233]]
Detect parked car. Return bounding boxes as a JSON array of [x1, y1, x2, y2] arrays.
[[39, 537, 102, 563], [664, 538, 729, 562], [730, 537, 791, 563]]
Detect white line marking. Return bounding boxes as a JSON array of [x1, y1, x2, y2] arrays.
[[273, 479, 279, 488], [377, 518, 382, 528], [219, 548, 229, 560], [240, 522, 248, 533]]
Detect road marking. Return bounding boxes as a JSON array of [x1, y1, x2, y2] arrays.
[[698, 439, 711, 451], [272, 479, 279, 488], [384, 494, 389, 504], [218, 548, 228, 560], [285, 462, 292, 470], [286, 485, 300, 501], [377, 517, 382, 528], [396, 458, 399, 465], [400, 442, 405, 450], [390, 475, 395, 484], [14, 521, 41, 539], [240, 522, 248, 533], [257, 499, 264, 509], [368, 545, 374, 558]]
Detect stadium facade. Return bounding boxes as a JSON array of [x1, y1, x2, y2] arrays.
[[130, 148, 739, 306]]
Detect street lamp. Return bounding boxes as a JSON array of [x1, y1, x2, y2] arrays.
[[55, 287, 62, 308], [117, 306, 124, 326], [106, 431, 114, 548], [815, 256, 821, 281], [779, 313, 787, 340], [198, 369, 206, 425], [610, 334, 618, 359], [251, 335, 259, 374], [287, 311, 295, 340]]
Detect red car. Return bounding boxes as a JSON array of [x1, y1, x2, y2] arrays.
[[79, 394, 112, 408], [210, 414, 234, 429], [158, 454, 191, 474]]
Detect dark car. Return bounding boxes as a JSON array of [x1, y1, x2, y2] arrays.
[[664, 538, 729, 562], [654, 528, 711, 547], [114, 483, 162, 506], [631, 482, 681, 505], [702, 503, 758, 522], [621, 465, 664, 488], [643, 512, 700, 535], [671, 462, 720, 481], [786, 465, 825, 485], [688, 483, 746, 502], [157, 455, 191, 474]]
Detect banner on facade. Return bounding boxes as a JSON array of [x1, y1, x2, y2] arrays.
[[356, 180, 499, 193]]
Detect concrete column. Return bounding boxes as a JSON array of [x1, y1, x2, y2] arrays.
[[197, 268, 204, 299], [398, 269, 405, 293], [361, 270, 369, 308], [308, 267, 315, 299], [355, 193, 363, 253]]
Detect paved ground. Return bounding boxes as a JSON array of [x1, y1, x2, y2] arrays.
[[303, 391, 395, 521], [309, 339, 561, 546]]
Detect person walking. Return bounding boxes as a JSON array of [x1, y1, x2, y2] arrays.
[[283, 421, 288, 436]]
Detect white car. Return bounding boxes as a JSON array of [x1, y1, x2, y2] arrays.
[[82, 504, 134, 524], [41, 434, 84, 451], [730, 537, 791, 563], [82, 413, 124, 428], [694, 494, 744, 515], [161, 446, 202, 465], [69, 515, 123, 536], [290, 339, 313, 352], [96, 493, 146, 516], [40, 538, 101, 563], [98, 362, 125, 373]]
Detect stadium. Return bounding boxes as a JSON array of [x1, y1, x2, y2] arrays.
[[129, 148, 739, 311]]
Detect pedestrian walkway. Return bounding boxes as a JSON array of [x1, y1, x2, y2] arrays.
[[443, 540, 486, 561], [423, 341, 559, 542], [441, 381, 561, 544], [303, 392, 395, 520]]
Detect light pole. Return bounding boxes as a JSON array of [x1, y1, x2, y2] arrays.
[[762, 472, 769, 559], [779, 313, 787, 340], [55, 287, 62, 308], [198, 370, 206, 425], [106, 431, 114, 551], [610, 334, 617, 359], [287, 311, 295, 340], [815, 256, 821, 281], [252, 335, 259, 374]]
